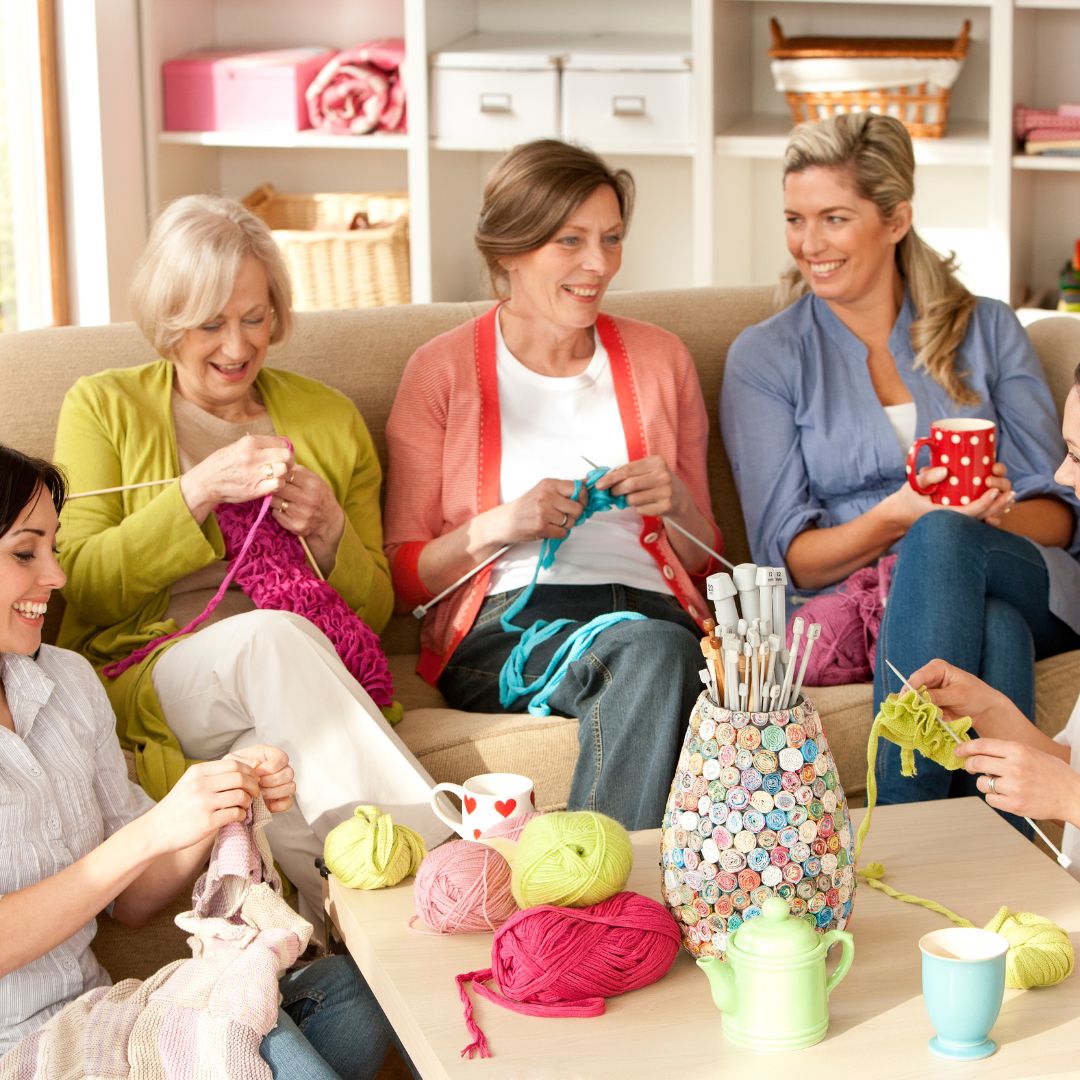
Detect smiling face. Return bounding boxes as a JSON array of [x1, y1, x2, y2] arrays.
[[783, 165, 911, 314], [1054, 388, 1080, 497], [0, 487, 65, 656], [501, 184, 624, 334], [172, 254, 272, 421]]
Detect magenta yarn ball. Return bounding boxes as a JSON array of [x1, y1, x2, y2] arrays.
[[414, 812, 536, 934]]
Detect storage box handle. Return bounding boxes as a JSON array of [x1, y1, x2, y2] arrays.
[[479, 92, 513, 114], [612, 95, 646, 117]]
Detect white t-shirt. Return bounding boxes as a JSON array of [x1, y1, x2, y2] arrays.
[[1053, 692, 1080, 882], [486, 313, 669, 598], [883, 401, 917, 456]]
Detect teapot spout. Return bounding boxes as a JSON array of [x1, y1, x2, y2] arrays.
[[696, 955, 736, 1014]]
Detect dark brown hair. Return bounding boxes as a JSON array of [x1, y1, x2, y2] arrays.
[[475, 139, 635, 297], [0, 444, 66, 538]]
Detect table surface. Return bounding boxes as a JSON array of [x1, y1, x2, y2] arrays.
[[326, 799, 1080, 1079]]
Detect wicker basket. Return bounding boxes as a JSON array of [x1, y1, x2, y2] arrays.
[[768, 19, 970, 139], [243, 184, 410, 311]]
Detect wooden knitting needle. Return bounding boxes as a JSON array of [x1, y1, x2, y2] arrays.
[[580, 456, 735, 571], [67, 477, 178, 499], [68, 475, 326, 581], [884, 658, 1072, 869]]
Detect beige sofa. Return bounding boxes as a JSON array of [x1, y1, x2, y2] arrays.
[[4, 286, 1080, 980]]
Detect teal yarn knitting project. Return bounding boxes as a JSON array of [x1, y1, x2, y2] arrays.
[[498, 467, 645, 716]]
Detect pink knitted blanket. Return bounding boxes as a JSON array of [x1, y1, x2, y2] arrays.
[[0, 800, 312, 1079], [306, 39, 406, 135], [790, 554, 897, 686], [105, 496, 397, 717]]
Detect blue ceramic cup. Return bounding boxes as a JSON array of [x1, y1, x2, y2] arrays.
[[919, 927, 1008, 1060]]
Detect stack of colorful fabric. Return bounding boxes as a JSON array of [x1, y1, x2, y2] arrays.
[[1014, 104, 1080, 156]]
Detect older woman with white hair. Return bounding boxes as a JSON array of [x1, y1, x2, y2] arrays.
[[53, 194, 446, 925]]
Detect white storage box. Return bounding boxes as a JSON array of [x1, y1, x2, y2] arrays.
[[561, 39, 693, 150], [430, 34, 561, 149]]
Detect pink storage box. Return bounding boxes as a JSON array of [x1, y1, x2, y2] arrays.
[[163, 47, 336, 132]]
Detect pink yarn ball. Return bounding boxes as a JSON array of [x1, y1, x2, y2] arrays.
[[414, 813, 536, 934]]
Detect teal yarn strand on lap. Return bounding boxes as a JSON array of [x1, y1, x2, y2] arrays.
[[497, 467, 644, 716]]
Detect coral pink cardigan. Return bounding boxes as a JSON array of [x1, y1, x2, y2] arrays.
[[384, 306, 723, 684]]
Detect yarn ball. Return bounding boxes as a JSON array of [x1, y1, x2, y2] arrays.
[[413, 813, 535, 934], [984, 906, 1075, 989], [511, 811, 632, 909], [323, 805, 425, 890], [456, 891, 681, 1059]]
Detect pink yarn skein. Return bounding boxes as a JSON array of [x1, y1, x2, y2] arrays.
[[456, 891, 681, 1059], [792, 553, 897, 686], [413, 813, 535, 934]]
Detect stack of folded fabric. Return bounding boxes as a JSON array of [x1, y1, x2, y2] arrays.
[[1060, 241, 1080, 313], [306, 39, 406, 135], [1014, 104, 1080, 156]]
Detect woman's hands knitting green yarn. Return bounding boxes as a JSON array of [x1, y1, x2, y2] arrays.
[[959, 738, 1080, 824], [908, 658, 1026, 740]]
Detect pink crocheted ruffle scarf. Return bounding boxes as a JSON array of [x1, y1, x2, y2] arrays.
[[104, 496, 397, 716]]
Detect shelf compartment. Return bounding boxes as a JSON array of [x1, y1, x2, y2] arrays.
[[159, 131, 411, 150], [714, 114, 989, 165]]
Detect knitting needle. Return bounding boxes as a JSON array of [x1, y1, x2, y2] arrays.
[[789, 622, 820, 708], [412, 544, 511, 619], [883, 658, 1072, 870], [580, 456, 735, 571], [67, 476, 179, 499], [778, 616, 804, 710]]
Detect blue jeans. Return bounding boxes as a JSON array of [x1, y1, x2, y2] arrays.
[[873, 512, 1080, 820], [439, 584, 702, 830], [260, 955, 400, 1080]]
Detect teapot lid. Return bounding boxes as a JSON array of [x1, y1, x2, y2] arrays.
[[731, 897, 821, 958]]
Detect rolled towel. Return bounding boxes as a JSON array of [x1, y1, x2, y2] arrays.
[[306, 38, 406, 135]]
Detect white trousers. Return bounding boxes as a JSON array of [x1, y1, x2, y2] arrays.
[[152, 610, 448, 924]]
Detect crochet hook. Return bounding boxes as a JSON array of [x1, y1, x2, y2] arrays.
[[580, 456, 735, 571], [883, 658, 1072, 870]]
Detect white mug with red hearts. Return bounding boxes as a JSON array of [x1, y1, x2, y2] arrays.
[[430, 773, 535, 841]]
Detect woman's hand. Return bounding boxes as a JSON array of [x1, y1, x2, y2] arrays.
[[594, 455, 689, 519], [144, 758, 261, 855], [224, 744, 296, 814], [269, 464, 346, 571], [957, 737, 1080, 824], [180, 434, 294, 524], [907, 657, 1028, 741], [492, 478, 587, 544], [879, 463, 1014, 534]]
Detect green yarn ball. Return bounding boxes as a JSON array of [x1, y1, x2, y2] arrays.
[[511, 810, 633, 909], [984, 906, 1075, 989], [323, 804, 426, 890]]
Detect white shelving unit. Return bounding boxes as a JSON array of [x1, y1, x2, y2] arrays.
[[136, 0, 1080, 307]]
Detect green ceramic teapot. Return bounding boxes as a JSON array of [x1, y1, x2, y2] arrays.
[[697, 896, 855, 1051]]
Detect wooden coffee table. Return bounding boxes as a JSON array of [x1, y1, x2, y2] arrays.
[[325, 798, 1080, 1078]]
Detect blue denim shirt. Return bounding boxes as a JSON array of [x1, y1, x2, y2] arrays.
[[720, 292, 1080, 632]]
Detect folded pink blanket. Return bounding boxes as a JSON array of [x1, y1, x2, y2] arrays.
[[306, 39, 406, 135]]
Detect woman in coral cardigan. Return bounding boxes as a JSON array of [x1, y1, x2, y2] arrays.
[[384, 139, 723, 829]]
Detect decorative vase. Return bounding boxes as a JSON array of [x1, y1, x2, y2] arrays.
[[660, 691, 856, 958]]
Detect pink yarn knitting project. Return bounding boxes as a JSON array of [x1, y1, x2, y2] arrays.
[[456, 891, 681, 1059], [792, 554, 897, 687], [104, 495, 395, 711]]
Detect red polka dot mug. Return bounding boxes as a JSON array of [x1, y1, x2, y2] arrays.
[[906, 418, 997, 507]]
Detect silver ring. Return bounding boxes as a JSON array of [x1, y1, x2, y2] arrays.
[[986, 775, 997, 796], [263, 462, 275, 480], [559, 512, 569, 528]]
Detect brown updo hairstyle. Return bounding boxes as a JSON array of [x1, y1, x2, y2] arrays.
[[475, 139, 635, 298]]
